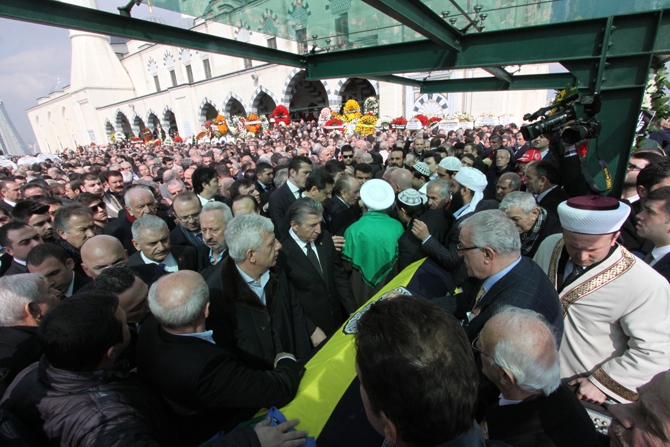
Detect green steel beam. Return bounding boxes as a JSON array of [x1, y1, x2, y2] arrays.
[[306, 17, 608, 79], [482, 67, 512, 84], [364, 75, 424, 87], [360, 0, 462, 51], [0, 0, 304, 68], [421, 73, 580, 93]]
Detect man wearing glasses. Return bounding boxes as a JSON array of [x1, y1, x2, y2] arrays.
[[170, 192, 205, 248], [443, 209, 562, 344], [74, 193, 111, 232], [340, 145, 355, 166]]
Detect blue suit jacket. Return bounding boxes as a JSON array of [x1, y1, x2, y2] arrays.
[[438, 256, 564, 344]]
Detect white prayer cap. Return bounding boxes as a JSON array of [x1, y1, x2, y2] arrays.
[[557, 196, 630, 235], [455, 167, 487, 193], [360, 179, 395, 211], [439, 156, 462, 172], [398, 188, 426, 206]]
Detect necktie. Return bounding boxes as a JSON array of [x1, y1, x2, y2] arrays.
[[643, 251, 655, 264], [473, 285, 486, 312], [305, 243, 323, 277], [561, 265, 584, 292], [158, 262, 166, 271]]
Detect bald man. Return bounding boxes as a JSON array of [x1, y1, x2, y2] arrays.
[[478, 307, 599, 447], [80, 235, 164, 288], [136, 271, 306, 446], [389, 168, 413, 193]]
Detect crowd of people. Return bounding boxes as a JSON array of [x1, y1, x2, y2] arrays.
[[0, 118, 669, 447]]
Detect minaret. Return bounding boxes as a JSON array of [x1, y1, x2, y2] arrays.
[[0, 100, 30, 156], [65, 0, 135, 94]]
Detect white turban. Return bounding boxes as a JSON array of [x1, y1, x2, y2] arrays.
[[455, 167, 488, 216], [557, 196, 630, 234]]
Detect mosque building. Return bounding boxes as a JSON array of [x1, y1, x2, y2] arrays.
[[26, 1, 552, 153]]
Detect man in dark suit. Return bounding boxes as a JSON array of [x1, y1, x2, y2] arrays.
[[170, 192, 205, 248], [26, 244, 90, 298], [105, 186, 171, 255], [324, 174, 361, 237], [432, 209, 563, 343], [206, 214, 319, 370], [268, 156, 312, 236], [0, 222, 43, 276], [635, 185, 670, 282], [279, 198, 357, 336], [196, 201, 233, 280], [500, 192, 562, 259], [411, 167, 498, 289], [525, 161, 568, 217], [0, 273, 59, 393], [137, 271, 306, 446], [0, 179, 20, 214], [479, 307, 600, 447], [128, 215, 198, 272], [254, 162, 275, 198]]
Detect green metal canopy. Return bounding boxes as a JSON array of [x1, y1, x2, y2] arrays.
[[2, 0, 670, 195]]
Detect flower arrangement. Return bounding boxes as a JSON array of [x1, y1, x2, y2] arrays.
[[356, 114, 378, 135], [391, 117, 407, 129], [343, 99, 360, 113], [196, 131, 207, 141], [456, 112, 474, 122], [364, 96, 378, 116], [319, 107, 332, 125], [214, 114, 228, 135], [378, 115, 392, 128], [324, 118, 344, 134], [270, 105, 291, 127], [428, 116, 441, 124], [414, 114, 428, 127], [246, 113, 261, 134], [260, 115, 270, 132], [345, 120, 358, 137], [173, 135, 183, 143]]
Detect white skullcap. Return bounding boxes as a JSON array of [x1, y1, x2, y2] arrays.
[[439, 156, 462, 172], [557, 196, 630, 235], [398, 188, 425, 206], [455, 167, 487, 193], [360, 179, 395, 211]]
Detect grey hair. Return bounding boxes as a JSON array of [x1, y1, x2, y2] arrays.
[[124, 186, 153, 206], [274, 168, 288, 188], [426, 179, 450, 200], [488, 306, 561, 396], [361, 153, 373, 164], [53, 204, 93, 235], [459, 209, 520, 257], [0, 273, 47, 326], [166, 179, 185, 189], [163, 170, 179, 182], [225, 214, 275, 263], [499, 191, 538, 215], [131, 215, 168, 242], [498, 172, 522, 192], [288, 198, 324, 226], [148, 275, 209, 330], [201, 201, 233, 224]]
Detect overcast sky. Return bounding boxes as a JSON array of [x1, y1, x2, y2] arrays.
[[0, 1, 177, 146]]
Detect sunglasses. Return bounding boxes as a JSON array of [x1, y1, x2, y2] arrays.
[[342, 154, 354, 159], [89, 202, 105, 212]]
